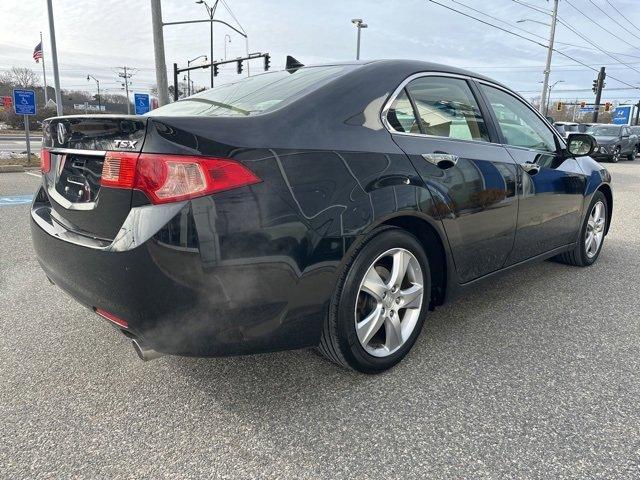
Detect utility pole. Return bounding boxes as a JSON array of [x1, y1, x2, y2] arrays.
[[46, 0, 63, 115], [539, 0, 559, 114], [351, 19, 368, 60], [151, 0, 170, 106], [592, 67, 606, 123], [634, 101, 640, 126], [118, 67, 134, 115]]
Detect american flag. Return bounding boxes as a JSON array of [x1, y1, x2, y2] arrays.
[[33, 42, 43, 63]]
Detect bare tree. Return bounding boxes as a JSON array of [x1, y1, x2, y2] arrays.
[[0, 67, 40, 88]]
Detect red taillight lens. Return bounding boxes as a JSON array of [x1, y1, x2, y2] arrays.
[[95, 308, 129, 328], [100, 152, 261, 204], [40, 148, 51, 173], [100, 152, 138, 188]]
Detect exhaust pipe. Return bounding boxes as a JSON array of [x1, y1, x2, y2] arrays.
[[132, 339, 164, 361]]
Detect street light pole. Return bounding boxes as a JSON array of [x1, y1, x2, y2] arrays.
[[87, 74, 101, 112], [187, 54, 207, 96], [224, 34, 231, 60], [196, 0, 219, 88], [46, 0, 63, 115], [351, 19, 368, 60], [150, 0, 170, 106], [540, 0, 559, 115], [546, 80, 564, 116]]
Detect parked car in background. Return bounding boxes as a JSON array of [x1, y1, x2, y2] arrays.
[[586, 124, 637, 162], [553, 122, 580, 139], [629, 125, 640, 153], [31, 60, 613, 373]]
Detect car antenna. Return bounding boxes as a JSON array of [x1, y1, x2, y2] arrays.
[[286, 55, 304, 73]]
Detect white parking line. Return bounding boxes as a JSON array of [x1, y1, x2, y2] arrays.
[[25, 171, 41, 178]]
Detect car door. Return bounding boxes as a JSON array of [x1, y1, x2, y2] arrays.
[[384, 74, 519, 283], [621, 126, 631, 153], [476, 82, 588, 265]]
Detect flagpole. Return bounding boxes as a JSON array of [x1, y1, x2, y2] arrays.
[[40, 31, 49, 105]]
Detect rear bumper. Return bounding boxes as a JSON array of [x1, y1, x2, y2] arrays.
[[30, 189, 333, 357]]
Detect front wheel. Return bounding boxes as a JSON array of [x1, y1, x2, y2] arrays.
[[555, 191, 608, 267], [319, 227, 431, 373], [610, 147, 621, 163]]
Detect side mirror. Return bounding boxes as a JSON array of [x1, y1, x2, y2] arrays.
[[566, 133, 597, 157]]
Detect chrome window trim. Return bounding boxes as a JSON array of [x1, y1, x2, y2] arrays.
[[50, 148, 107, 156], [380, 71, 566, 151]]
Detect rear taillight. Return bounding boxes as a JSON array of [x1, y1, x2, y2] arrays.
[[100, 153, 260, 204], [40, 148, 51, 173], [100, 152, 138, 189]]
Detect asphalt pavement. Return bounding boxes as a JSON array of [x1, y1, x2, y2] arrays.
[[1, 163, 639, 479]]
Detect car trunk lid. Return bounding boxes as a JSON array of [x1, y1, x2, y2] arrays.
[[41, 115, 147, 240]]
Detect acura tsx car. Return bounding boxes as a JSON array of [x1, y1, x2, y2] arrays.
[[31, 60, 612, 373]]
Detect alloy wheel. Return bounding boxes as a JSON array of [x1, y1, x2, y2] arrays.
[[612, 147, 620, 163], [354, 248, 424, 357], [585, 201, 606, 259]]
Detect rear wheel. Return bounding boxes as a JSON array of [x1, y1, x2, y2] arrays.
[[627, 150, 635, 161], [555, 191, 608, 267], [319, 227, 431, 373]]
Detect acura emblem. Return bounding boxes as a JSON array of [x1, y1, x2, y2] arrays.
[[56, 123, 68, 145]]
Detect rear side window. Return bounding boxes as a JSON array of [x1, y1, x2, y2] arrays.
[[387, 76, 490, 142], [148, 65, 354, 117], [386, 90, 420, 133]]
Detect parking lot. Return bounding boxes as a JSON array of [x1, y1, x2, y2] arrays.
[[1, 163, 639, 478]]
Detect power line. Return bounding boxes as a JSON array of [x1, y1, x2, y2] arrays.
[[587, 0, 640, 43], [606, 0, 640, 36], [427, 0, 640, 90], [564, 0, 640, 50]]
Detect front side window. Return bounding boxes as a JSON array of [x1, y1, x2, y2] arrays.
[[388, 76, 490, 142], [481, 84, 557, 152]]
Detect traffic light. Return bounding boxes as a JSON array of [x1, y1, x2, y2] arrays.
[[580, 101, 586, 108], [592, 79, 598, 94], [264, 54, 271, 71], [213, 64, 219, 77], [604, 102, 612, 112], [556, 101, 563, 111], [237, 59, 243, 75]]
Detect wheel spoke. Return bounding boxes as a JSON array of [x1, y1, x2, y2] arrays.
[[388, 250, 410, 288], [400, 283, 423, 309], [593, 232, 603, 252], [384, 314, 403, 352], [361, 267, 387, 301], [356, 304, 385, 347]]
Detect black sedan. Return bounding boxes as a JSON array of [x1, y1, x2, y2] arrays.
[[586, 124, 637, 162], [32, 60, 612, 373]]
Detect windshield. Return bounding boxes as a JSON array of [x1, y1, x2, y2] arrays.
[[148, 65, 355, 117], [564, 124, 579, 132], [586, 125, 621, 136]]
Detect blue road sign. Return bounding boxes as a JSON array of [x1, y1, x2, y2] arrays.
[[134, 93, 150, 115], [580, 107, 596, 113], [13, 89, 36, 116], [612, 105, 632, 125]]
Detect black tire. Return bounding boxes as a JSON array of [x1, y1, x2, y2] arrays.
[[318, 227, 431, 373], [627, 150, 635, 161], [610, 147, 620, 163], [555, 190, 608, 267]]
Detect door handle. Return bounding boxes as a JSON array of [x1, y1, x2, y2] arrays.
[[421, 153, 459, 170], [520, 161, 540, 175]]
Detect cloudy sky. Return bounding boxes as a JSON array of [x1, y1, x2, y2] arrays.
[[2, 0, 640, 103]]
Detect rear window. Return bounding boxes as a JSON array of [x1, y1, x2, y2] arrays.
[[148, 65, 354, 117]]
